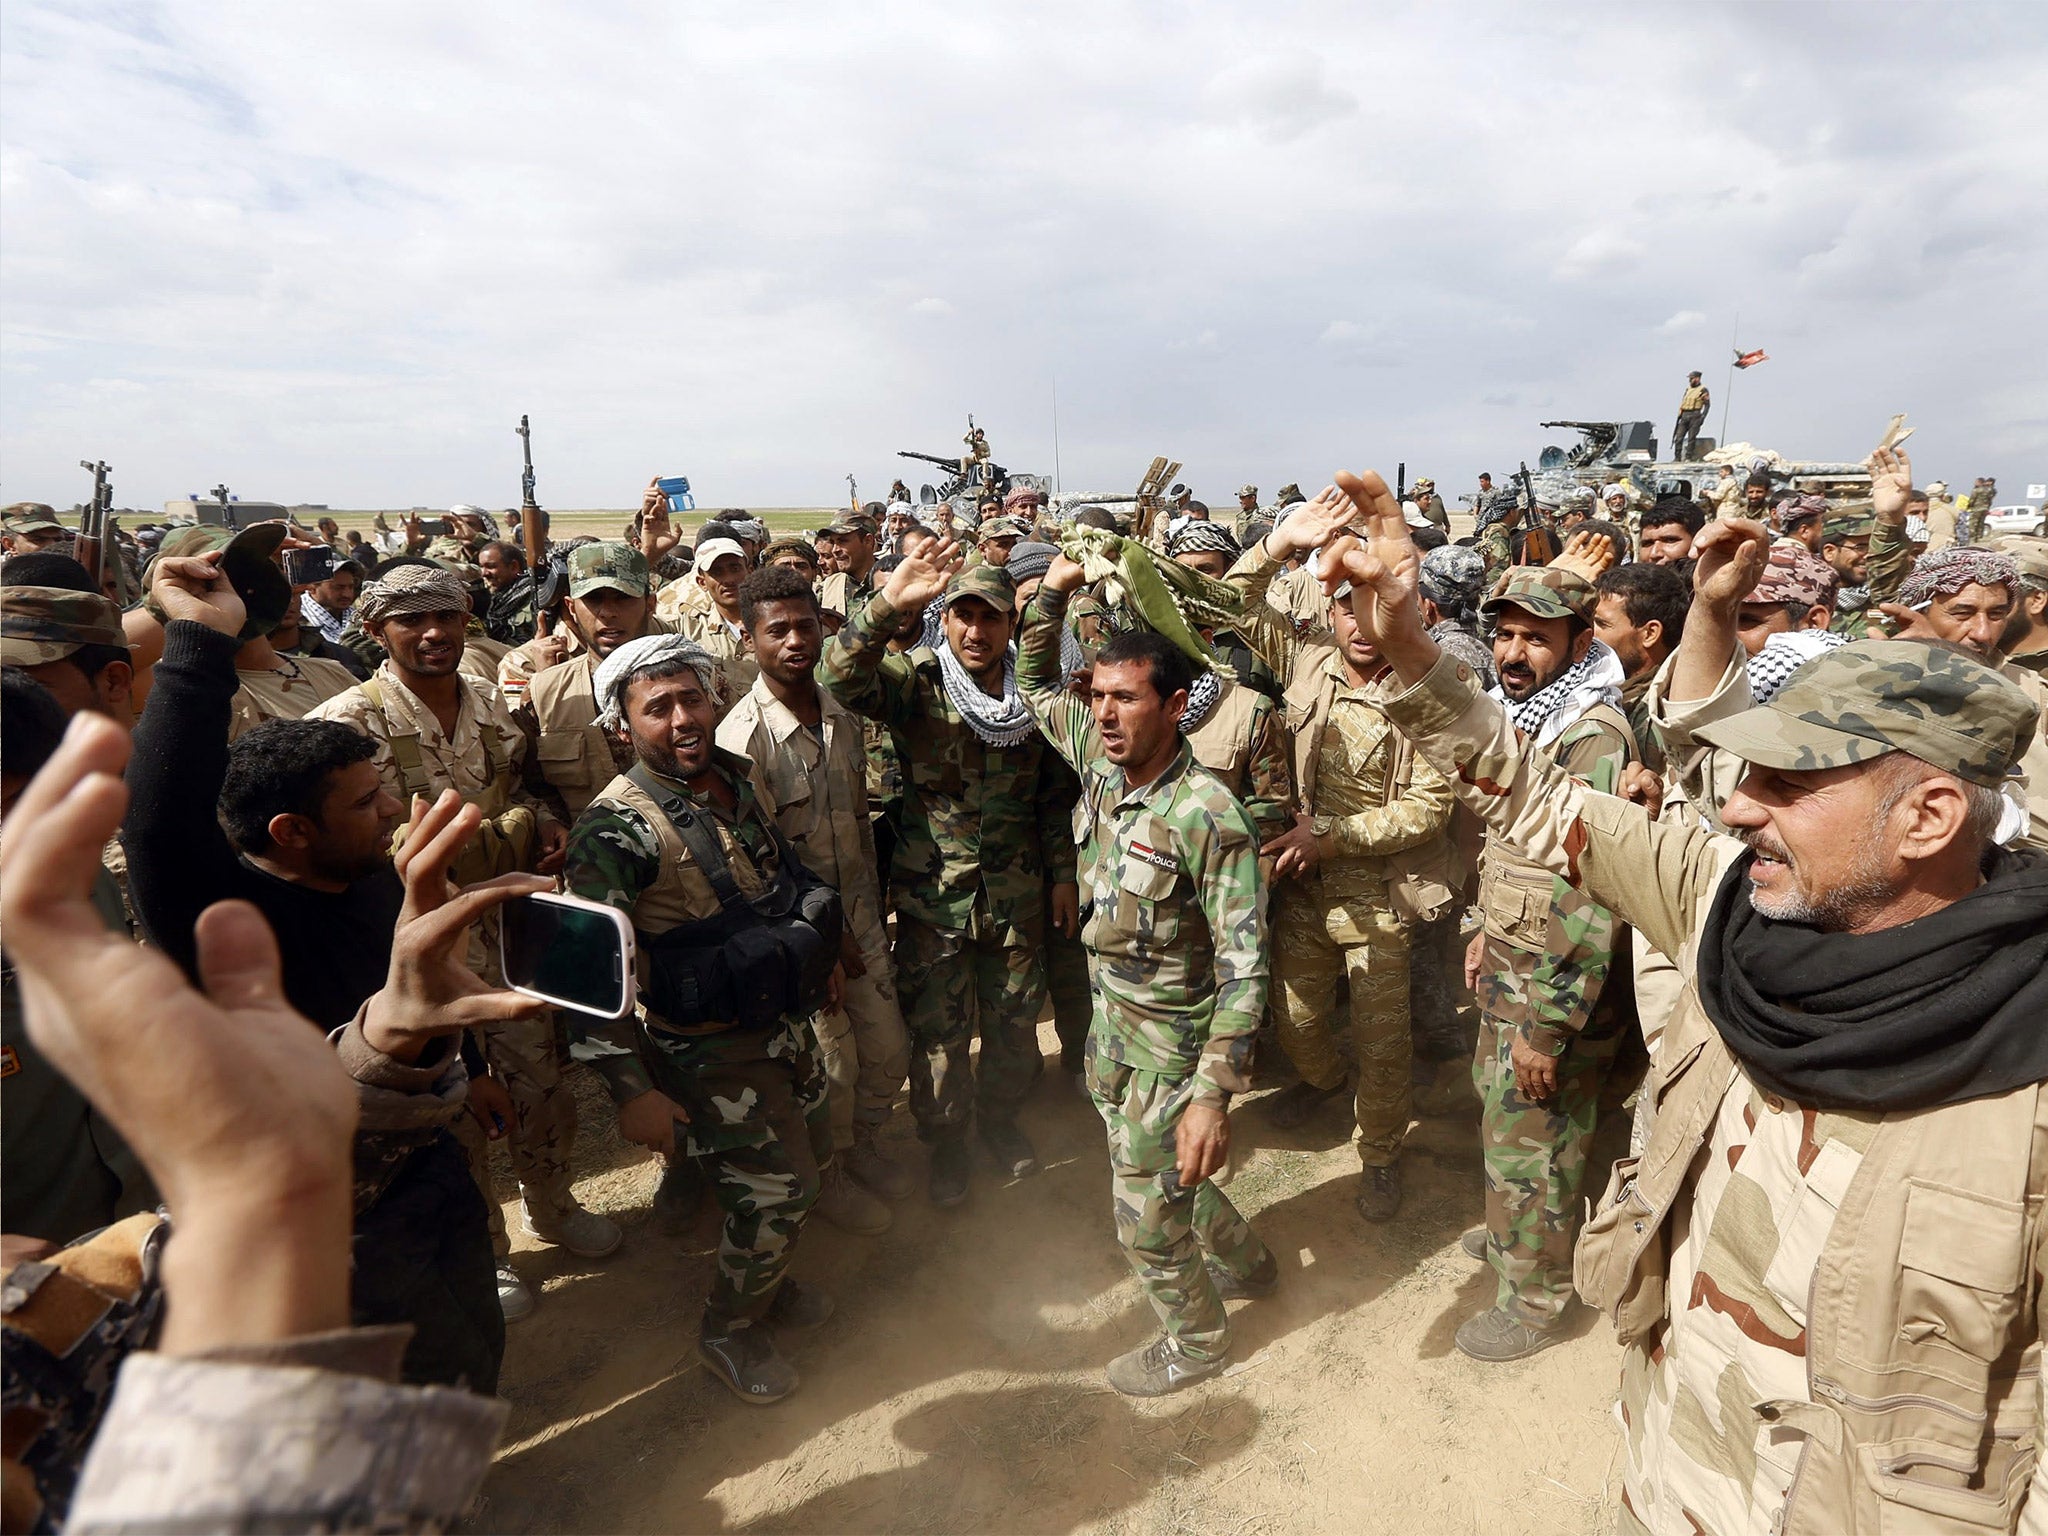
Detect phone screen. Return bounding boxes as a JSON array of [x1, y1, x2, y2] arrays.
[[502, 895, 629, 1018], [285, 546, 335, 586]]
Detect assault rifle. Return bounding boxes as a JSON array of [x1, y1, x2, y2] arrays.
[[76, 460, 114, 597]]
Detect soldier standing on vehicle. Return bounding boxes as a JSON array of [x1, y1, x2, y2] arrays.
[[1673, 370, 1710, 461], [1019, 558, 1277, 1396]]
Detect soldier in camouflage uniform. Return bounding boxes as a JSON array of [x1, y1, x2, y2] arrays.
[[1820, 510, 1878, 638], [566, 634, 834, 1403], [1458, 563, 1635, 1361], [1020, 559, 1276, 1396], [821, 544, 1075, 1205]]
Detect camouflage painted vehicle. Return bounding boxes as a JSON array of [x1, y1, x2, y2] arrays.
[[1528, 417, 1879, 507]]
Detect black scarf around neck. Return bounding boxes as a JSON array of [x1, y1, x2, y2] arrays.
[[1696, 847, 2048, 1111]]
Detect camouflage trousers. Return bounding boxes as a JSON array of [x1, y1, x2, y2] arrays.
[[644, 1016, 832, 1328], [1271, 880, 1412, 1167], [893, 912, 1047, 1141], [1472, 1013, 1621, 1325], [451, 1011, 579, 1257], [1087, 1033, 1272, 1363], [1406, 907, 1474, 1063], [812, 922, 911, 1152], [1046, 926, 1093, 1061]]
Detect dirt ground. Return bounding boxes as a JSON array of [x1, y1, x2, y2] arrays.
[[473, 1018, 1628, 1536]]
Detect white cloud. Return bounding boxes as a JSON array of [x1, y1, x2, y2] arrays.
[[1, 2, 2043, 509], [1658, 310, 1709, 335]]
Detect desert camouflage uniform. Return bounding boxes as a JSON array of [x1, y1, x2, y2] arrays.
[[227, 655, 359, 740], [565, 752, 830, 1328], [717, 676, 910, 1150], [820, 587, 1074, 1140], [309, 665, 577, 1256], [1225, 544, 1455, 1167], [1020, 588, 1273, 1361]]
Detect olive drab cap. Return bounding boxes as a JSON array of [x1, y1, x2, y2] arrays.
[[1693, 640, 2039, 788], [0, 585, 129, 665], [977, 516, 1029, 541], [568, 540, 651, 598], [1480, 564, 1597, 625], [941, 562, 1017, 613], [145, 522, 291, 640], [1823, 511, 1875, 544], [3, 503, 66, 535]]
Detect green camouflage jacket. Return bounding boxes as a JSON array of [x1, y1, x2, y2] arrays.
[[1864, 514, 1913, 609], [1019, 589, 1267, 1103], [819, 591, 1075, 937]]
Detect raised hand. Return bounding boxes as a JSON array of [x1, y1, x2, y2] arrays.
[[1551, 528, 1618, 584], [1869, 445, 1914, 525], [1265, 483, 1359, 562], [639, 479, 681, 561], [1690, 517, 1772, 612], [1041, 552, 1088, 596], [881, 533, 964, 611], [1318, 470, 1434, 676], [150, 549, 246, 636]]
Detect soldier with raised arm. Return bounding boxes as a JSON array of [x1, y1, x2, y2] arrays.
[[1320, 469, 2047, 1536], [1019, 554, 1276, 1396]]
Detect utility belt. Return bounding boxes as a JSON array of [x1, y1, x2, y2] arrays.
[[629, 764, 843, 1033]]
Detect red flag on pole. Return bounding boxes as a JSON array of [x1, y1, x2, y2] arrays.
[[1733, 348, 1769, 370]]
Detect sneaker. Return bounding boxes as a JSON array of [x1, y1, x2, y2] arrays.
[[1106, 1333, 1228, 1397], [1460, 1226, 1488, 1262], [698, 1321, 799, 1404], [523, 1204, 623, 1259], [929, 1137, 972, 1207], [766, 1277, 835, 1333], [496, 1264, 535, 1324], [1205, 1255, 1279, 1301], [1354, 1163, 1403, 1223], [1454, 1305, 1568, 1363], [814, 1162, 892, 1235], [845, 1127, 916, 1203], [653, 1158, 705, 1232], [978, 1116, 1039, 1179], [1263, 1078, 1349, 1129]]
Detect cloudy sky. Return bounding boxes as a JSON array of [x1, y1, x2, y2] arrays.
[[4, 1, 2045, 513]]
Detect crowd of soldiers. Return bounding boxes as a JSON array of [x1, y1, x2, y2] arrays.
[[1, 437, 2045, 1532]]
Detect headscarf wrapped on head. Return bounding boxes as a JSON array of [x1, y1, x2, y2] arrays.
[[1899, 546, 2020, 610], [1166, 521, 1241, 561], [1418, 544, 1488, 621], [592, 633, 720, 730], [354, 563, 472, 624]]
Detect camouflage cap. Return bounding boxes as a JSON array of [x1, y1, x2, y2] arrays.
[[568, 540, 652, 598], [425, 535, 473, 563], [822, 510, 878, 537], [1237, 484, 1258, 499], [1, 585, 129, 665], [760, 535, 819, 566], [1694, 640, 2038, 788], [978, 516, 1029, 541], [146, 523, 291, 639], [1480, 564, 1596, 624], [2, 503, 65, 535], [1822, 511, 1875, 544], [941, 562, 1017, 613], [1991, 534, 2048, 590], [1750, 541, 1837, 610], [1275, 483, 1305, 507]]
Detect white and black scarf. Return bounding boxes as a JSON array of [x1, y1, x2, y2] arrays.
[[1489, 639, 1625, 747], [937, 638, 1038, 746], [1746, 628, 1846, 705]]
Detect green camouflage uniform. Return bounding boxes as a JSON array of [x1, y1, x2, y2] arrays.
[[1020, 588, 1274, 1361], [1470, 568, 1636, 1328], [1823, 513, 1879, 639], [820, 575, 1075, 1141], [564, 751, 829, 1329]]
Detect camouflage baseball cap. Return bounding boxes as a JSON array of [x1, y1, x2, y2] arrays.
[[425, 535, 473, 563], [568, 540, 652, 598], [1992, 534, 2048, 589], [1480, 565, 1596, 624], [822, 510, 878, 537], [942, 562, 1017, 612], [1, 585, 129, 665], [1693, 640, 2038, 788], [1750, 540, 1837, 610], [978, 516, 1029, 541], [1823, 512, 1875, 544], [1275, 483, 1305, 507], [2, 503, 65, 535], [146, 523, 291, 639]]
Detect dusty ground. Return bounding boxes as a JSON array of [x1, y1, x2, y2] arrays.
[[473, 1019, 1627, 1536]]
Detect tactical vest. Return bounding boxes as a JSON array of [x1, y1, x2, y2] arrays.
[[360, 678, 536, 885], [524, 651, 624, 819]]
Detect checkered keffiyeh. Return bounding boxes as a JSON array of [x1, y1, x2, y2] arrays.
[[1899, 546, 2020, 609], [354, 564, 471, 623]]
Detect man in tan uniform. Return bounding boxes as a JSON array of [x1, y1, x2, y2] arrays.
[[718, 564, 913, 1233], [311, 564, 617, 1324], [1324, 470, 2048, 1536]]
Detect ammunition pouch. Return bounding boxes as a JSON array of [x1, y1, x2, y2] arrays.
[[630, 765, 843, 1032]]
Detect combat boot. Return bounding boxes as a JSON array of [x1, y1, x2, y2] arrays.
[[1106, 1334, 1228, 1397], [1205, 1254, 1279, 1301], [929, 1136, 972, 1207], [1354, 1162, 1402, 1223], [978, 1116, 1039, 1179], [845, 1123, 915, 1203], [814, 1160, 892, 1235], [1263, 1077, 1349, 1129], [524, 1203, 623, 1259], [1454, 1305, 1568, 1363], [698, 1319, 799, 1404], [1460, 1226, 1488, 1261], [766, 1278, 835, 1332]]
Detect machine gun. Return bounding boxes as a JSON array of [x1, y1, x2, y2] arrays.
[[76, 460, 114, 596]]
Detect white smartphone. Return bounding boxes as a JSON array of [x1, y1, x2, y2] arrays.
[[499, 890, 636, 1020]]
